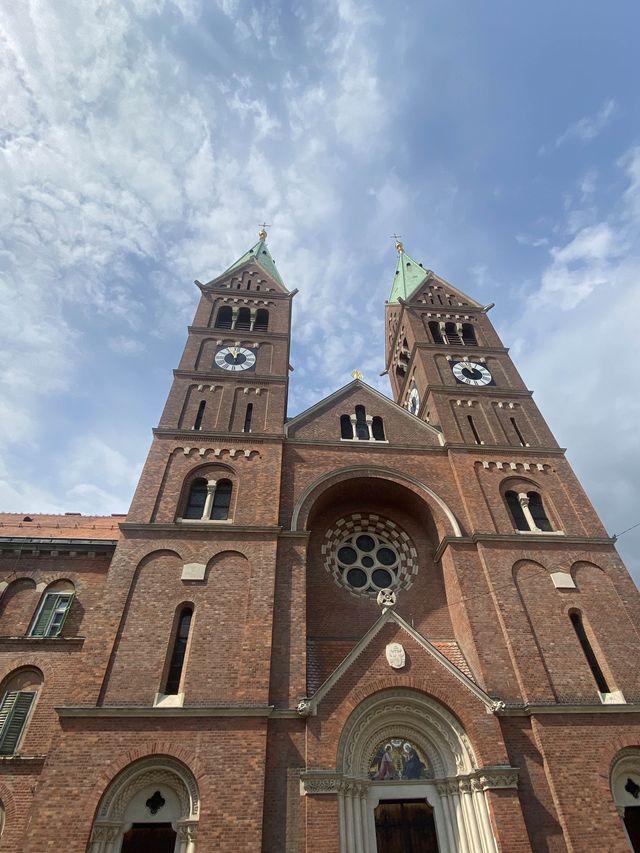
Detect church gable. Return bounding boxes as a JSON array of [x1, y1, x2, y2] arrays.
[[407, 271, 483, 309], [286, 380, 442, 445]]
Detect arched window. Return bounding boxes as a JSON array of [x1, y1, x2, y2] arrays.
[[254, 308, 269, 332], [235, 307, 251, 330], [0, 669, 42, 755], [340, 414, 354, 440], [215, 306, 233, 329], [505, 490, 529, 531], [165, 606, 193, 695], [371, 416, 385, 441], [569, 611, 611, 694], [428, 321, 443, 344], [211, 479, 232, 521], [527, 491, 552, 531], [461, 323, 476, 345], [184, 479, 208, 519], [611, 749, 640, 850], [29, 581, 75, 638], [505, 489, 553, 532], [355, 405, 369, 440], [243, 403, 253, 433], [193, 400, 206, 430]]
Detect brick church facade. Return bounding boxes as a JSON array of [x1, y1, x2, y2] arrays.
[[0, 231, 639, 852]]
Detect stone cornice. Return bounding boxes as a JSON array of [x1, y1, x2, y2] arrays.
[[284, 438, 446, 452], [445, 444, 565, 455], [119, 523, 281, 536], [0, 754, 46, 766], [56, 705, 300, 719], [433, 533, 617, 562], [152, 428, 286, 442], [172, 369, 288, 385], [187, 325, 289, 341], [416, 342, 510, 355], [427, 385, 534, 397], [0, 538, 116, 553], [496, 703, 640, 716]]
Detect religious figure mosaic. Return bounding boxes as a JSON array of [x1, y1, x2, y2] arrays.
[[368, 738, 430, 780]]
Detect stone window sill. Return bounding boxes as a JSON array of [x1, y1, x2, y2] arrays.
[[515, 529, 565, 536], [340, 439, 389, 444], [175, 518, 233, 524], [0, 635, 84, 647]]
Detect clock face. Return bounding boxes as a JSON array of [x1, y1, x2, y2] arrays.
[[408, 386, 420, 416], [452, 361, 493, 386], [214, 346, 257, 372]]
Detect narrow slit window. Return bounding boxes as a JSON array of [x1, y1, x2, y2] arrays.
[[505, 490, 528, 531], [371, 416, 385, 441], [194, 400, 206, 430], [184, 479, 208, 519], [211, 479, 232, 521], [355, 406, 370, 440], [510, 417, 526, 446], [340, 414, 354, 440], [467, 415, 481, 444], [29, 592, 74, 638], [569, 612, 610, 693], [243, 403, 253, 433], [165, 607, 193, 695], [527, 492, 552, 531]]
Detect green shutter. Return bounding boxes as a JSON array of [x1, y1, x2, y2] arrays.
[[0, 691, 34, 755], [30, 594, 58, 637], [52, 592, 74, 636]]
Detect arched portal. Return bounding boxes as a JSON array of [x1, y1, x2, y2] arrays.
[[611, 748, 640, 851], [87, 757, 199, 853], [329, 690, 510, 853]]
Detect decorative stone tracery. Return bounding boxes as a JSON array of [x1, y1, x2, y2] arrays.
[[88, 756, 199, 853], [305, 689, 517, 853]]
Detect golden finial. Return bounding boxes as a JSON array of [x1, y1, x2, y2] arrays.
[[258, 222, 269, 241], [351, 369, 364, 380], [391, 233, 404, 254]]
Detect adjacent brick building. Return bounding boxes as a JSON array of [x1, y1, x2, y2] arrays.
[[0, 231, 638, 852]]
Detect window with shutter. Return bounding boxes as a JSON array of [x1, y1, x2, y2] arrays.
[[0, 691, 35, 754], [29, 593, 74, 638]]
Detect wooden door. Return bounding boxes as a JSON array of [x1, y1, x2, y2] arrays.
[[625, 807, 640, 852], [121, 822, 177, 853], [374, 799, 439, 853]]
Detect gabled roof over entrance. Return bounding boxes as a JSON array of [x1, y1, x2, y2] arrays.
[[298, 606, 501, 716]]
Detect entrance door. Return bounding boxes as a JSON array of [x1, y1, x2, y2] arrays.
[[374, 799, 439, 853], [121, 822, 177, 853], [625, 806, 640, 852]]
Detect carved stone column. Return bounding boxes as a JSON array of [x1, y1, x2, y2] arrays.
[[518, 492, 539, 531], [202, 480, 217, 520], [176, 821, 198, 853], [88, 822, 120, 853]]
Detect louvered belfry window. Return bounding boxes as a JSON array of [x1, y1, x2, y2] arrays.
[[29, 593, 74, 638], [0, 691, 35, 755]]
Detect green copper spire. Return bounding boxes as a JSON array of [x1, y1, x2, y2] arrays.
[[221, 226, 284, 287], [388, 239, 429, 303]]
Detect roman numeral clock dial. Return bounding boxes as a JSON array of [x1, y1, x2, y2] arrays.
[[214, 345, 257, 372], [451, 361, 493, 386]]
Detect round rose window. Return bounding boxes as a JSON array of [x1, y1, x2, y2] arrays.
[[323, 514, 418, 597]]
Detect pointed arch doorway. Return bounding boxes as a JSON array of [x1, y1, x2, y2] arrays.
[[121, 823, 177, 853]]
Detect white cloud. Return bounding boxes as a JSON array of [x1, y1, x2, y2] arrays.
[[541, 98, 617, 153], [513, 145, 640, 580]]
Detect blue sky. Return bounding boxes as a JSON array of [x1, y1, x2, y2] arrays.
[[1, 0, 639, 580]]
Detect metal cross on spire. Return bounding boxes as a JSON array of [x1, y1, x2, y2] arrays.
[[258, 222, 270, 241], [390, 233, 404, 254]]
